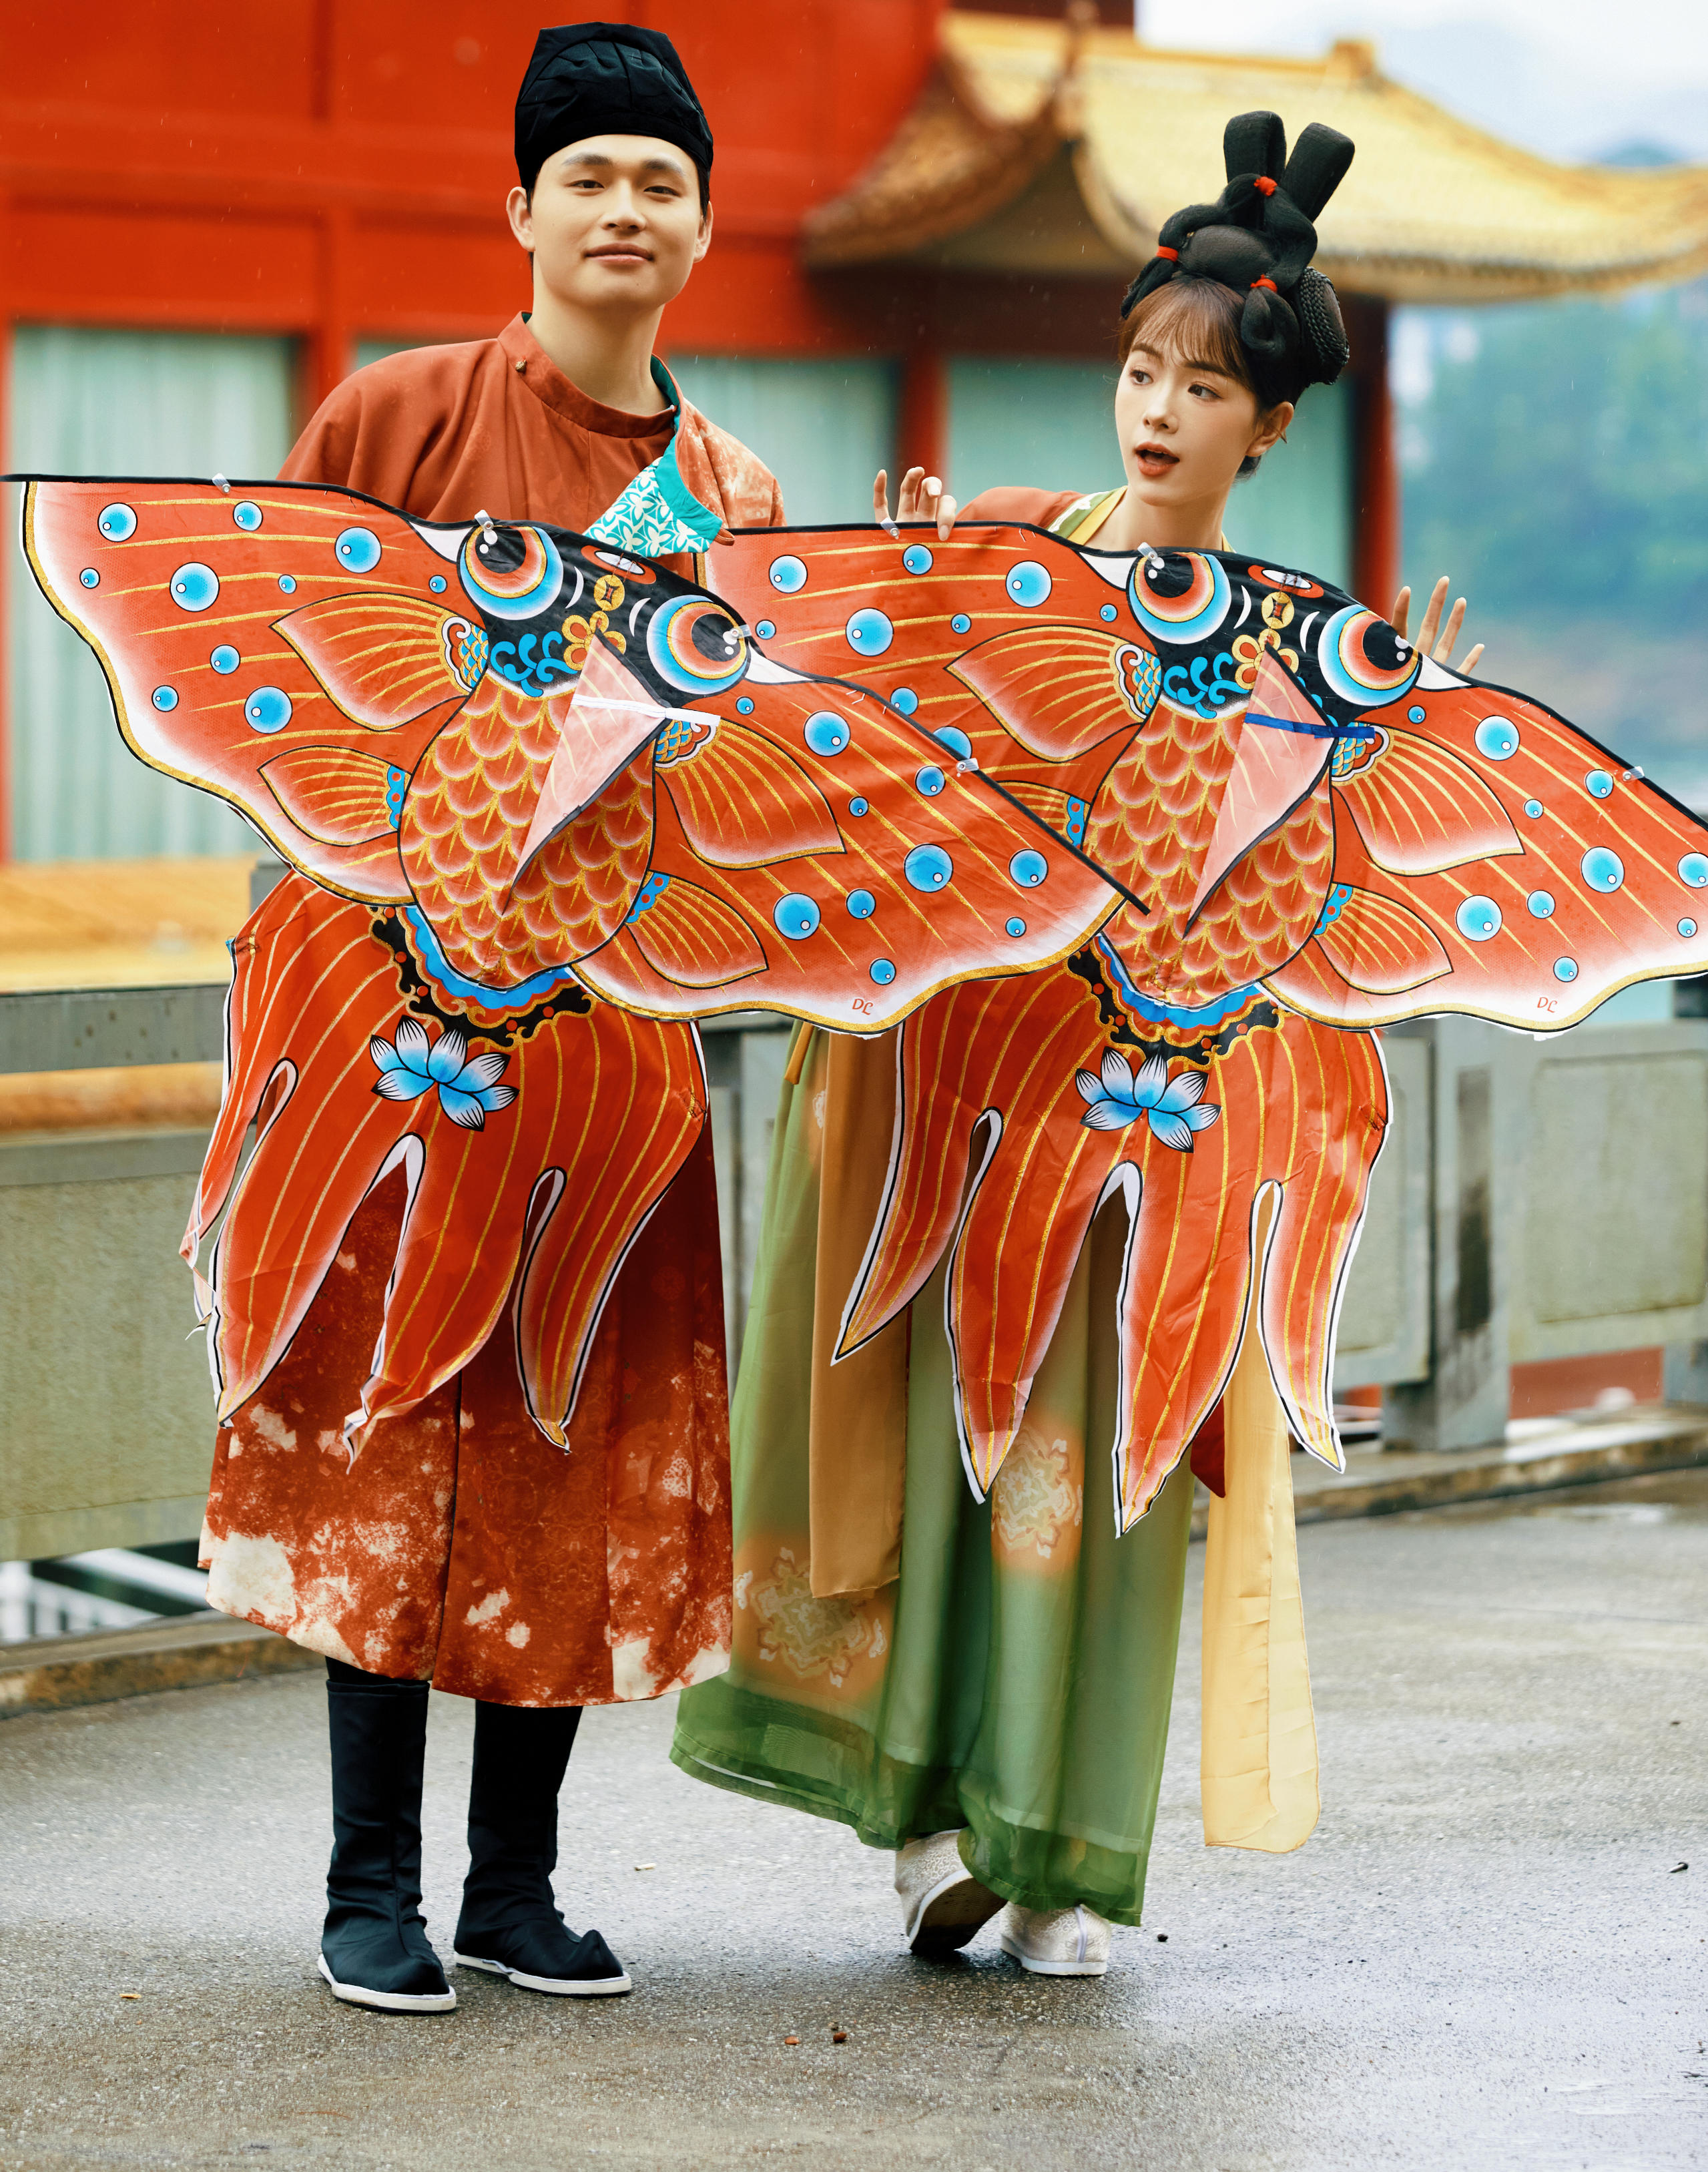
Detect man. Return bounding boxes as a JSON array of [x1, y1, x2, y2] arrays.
[[204, 21, 784, 2013]]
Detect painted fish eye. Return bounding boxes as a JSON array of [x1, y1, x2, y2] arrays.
[[457, 521, 563, 621], [1127, 549, 1231, 643], [645, 594, 749, 696], [1317, 604, 1421, 705]]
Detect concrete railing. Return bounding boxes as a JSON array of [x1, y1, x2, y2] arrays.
[[0, 986, 1701, 1556], [1344, 1015, 1708, 1450]]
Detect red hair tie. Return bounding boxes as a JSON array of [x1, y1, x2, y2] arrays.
[[1251, 276, 1278, 292], [1253, 176, 1277, 196], [1155, 246, 1179, 262]]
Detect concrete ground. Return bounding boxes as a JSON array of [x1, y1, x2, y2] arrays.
[[2, 1471, 1705, 2172]]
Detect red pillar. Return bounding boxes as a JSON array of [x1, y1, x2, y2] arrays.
[[898, 342, 948, 483], [302, 205, 354, 428], [1349, 296, 1399, 615]]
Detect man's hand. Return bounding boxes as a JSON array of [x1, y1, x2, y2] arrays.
[[874, 466, 958, 541], [1391, 573, 1484, 676]]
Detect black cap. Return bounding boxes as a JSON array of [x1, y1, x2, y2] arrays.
[[1122, 112, 1356, 397], [515, 23, 713, 194]]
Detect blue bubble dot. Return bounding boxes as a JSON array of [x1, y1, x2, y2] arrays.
[[1100, 604, 1117, 623], [902, 545, 932, 575], [244, 686, 292, 734], [232, 501, 263, 532], [1554, 957, 1579, 983], [756, 619, 776, 639], [97, 503, 137, 541], [430, 575, 447, 593], [169, 562, 219, 612], [736, 697, 754, 715], [1005, 917, 1027, 938], [916, 766, 946, 798], [1582, 846, 1624, 892], [1679, 853, 1708, 888], [846, 608, 894, 656], [804, 712, 850, 757], [846, 890, 876, 920], [210, 645, 240, 675], [79, 568, 99, 589], [1006, 560, 1051, 607], [151, 686, 178, 712], [890, 688, 918, 714], [934, 726, 972, 762], [1585, 770, 1613, 800], [768, 555, 808, 593], [1526, 891, 1554, 919], [870, 959, 897, 986], [904, 845, 952, 892], [1524, 799, 1543, 818], [1681, 918, 1699, 938], [773, 893, 821, 941], [335, 527, 382, 573], [278, 575, 297, 595], [950, 613, 971, 635], [1408, 705, 1426, 723], [1009, 849, 1049, 889], [1474, 716, 1519, 761], [849, 796, 869, 818], [1456, 896, 1502, 941]]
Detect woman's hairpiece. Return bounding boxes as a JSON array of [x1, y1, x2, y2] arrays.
[[1120, 111, 1356, 394]]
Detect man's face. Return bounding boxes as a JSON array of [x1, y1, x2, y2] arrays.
[[507, 135, 711, 316]]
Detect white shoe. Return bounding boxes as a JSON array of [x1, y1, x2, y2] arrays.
[[894, 1830, 1005, 1955], [998, 1902, 1111, 1977]]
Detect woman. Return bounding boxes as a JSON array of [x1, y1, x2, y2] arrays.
[[672, 112, 1479, 1978]]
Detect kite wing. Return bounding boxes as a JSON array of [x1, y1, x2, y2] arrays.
[[1265, 668, 1708, 1031], [21, 478, 481, 903]]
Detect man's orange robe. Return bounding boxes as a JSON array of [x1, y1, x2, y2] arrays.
[[199, 314, 783, 1706]]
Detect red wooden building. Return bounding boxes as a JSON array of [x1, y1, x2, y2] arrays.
[[5, 0, 1703, 861]]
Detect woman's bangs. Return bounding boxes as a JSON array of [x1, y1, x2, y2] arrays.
[[1121, 280, 1254, 392]]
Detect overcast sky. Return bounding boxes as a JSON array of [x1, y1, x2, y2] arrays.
[[1139, 1, 1708, 162]]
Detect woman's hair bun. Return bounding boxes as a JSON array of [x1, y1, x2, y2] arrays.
[[1120, 110, 1356, 396], [1293, 266, 1352, 382]]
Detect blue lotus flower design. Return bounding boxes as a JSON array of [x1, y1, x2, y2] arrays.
[[1074, 1048, 1221, 1151], [370, 1017, 516, 1131]]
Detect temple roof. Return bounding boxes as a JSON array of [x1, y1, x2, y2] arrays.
[[804, 10, 1708, 302]]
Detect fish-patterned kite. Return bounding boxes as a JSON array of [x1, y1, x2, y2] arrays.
[[21, 477, 1708, 1523]]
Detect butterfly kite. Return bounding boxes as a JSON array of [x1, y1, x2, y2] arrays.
[[21, 477, 1708, 1527]]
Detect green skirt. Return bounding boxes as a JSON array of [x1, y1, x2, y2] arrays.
[[671, 1049, 1194, 1924]]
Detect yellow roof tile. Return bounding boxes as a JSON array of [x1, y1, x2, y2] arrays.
[[805, 11, 1708, 302]]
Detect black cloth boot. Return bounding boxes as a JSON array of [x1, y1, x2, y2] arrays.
[[453, 1701, 630, 1996], [319, 1658, 455, 2011]]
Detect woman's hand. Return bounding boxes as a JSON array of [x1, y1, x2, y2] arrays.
[[874, 466, 958, 541], [1390, 574, 1484, 676]]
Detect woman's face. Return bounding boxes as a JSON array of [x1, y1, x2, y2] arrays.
[[1113, 342, 1292, 521]]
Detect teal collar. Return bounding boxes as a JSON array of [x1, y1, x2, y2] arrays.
[[587, 358, 724, 557]]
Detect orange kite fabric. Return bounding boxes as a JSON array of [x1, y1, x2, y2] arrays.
[[22, 481, 1708, 1603]]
